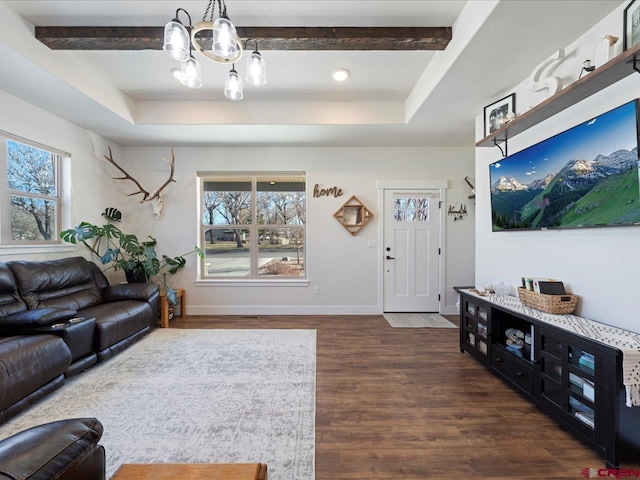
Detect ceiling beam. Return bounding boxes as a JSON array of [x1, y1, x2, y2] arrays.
[[34, 26, 451, 51]]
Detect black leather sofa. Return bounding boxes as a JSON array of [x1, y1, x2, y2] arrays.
[[0, 257, 159, 425], [0, 417, 105, 480], [0, 335, 71, 425]]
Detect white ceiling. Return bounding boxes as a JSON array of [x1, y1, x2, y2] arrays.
[[0, 1, 624, 147]]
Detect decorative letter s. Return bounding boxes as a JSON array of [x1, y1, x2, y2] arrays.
[[528, 49, 565, 98]]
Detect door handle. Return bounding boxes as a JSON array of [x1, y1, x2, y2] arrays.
[[386, 255, 395, 260]]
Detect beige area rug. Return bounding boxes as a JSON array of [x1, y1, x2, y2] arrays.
[[383, 312, 457, 328], [0, 329, 316, 480]]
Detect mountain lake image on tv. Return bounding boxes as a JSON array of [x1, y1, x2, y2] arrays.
[[490, 99, 640, 231]]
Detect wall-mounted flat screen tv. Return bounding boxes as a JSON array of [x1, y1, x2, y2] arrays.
[[490, 99, 640, 231]]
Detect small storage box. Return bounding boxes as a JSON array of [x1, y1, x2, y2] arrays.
[[517, 287, 578, 314]]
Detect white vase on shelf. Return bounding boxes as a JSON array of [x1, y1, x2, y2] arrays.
[[595, 35, 619, 68]]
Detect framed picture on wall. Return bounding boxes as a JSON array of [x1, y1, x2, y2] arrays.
[[483, 93, 516, 137], [624, 0, 640, 50]]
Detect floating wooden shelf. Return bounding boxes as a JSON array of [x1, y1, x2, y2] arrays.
[[333, 195, 374, 236], [476, 43, 640, 148]]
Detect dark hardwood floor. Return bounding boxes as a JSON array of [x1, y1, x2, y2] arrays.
[[170, 315, 639, 479]]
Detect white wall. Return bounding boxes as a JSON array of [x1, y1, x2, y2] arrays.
[[475, 3, 640, 332], [0, 89, 125, 266], [0, 86, 475, 317], [119, 146, 475, 315]]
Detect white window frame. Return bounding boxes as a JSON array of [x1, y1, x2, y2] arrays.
[[197, 172, 307, 283], [0, 132, 71, 248]]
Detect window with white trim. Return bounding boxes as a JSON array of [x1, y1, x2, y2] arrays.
[[0, 134, 66, 244], [199, 173, 306, 279]]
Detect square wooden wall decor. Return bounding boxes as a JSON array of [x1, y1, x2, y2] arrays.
[[333, 195, 374, 235]]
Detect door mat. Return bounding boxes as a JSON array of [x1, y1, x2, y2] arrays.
[[383, 312, 457, 328]]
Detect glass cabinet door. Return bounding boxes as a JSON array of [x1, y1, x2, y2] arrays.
[[569, 346, 595, 376], [462, 300, 489, 359], [567, 346, 596, 429], [539, 329, 597, 433]]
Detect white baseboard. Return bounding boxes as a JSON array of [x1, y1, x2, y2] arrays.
[[185, 304, 461, 316], [186, 305, 382, 316]]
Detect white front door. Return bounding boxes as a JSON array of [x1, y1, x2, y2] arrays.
[[383, 190, 440, 312]]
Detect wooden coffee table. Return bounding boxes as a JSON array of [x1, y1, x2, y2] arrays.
[[111, 463, 267, 480]]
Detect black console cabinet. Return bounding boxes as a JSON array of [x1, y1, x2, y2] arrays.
[[457, 289, 640, 467]]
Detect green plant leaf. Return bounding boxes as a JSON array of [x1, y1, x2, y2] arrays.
[[121, 259, 138, 271], [143, 244, 157, 261], [102, 207, 122, 222], [101, 248, 120, 265], [143, 257, 161, 276], [118, 233, 140, 254], [101, 223, 123, 239], [60, 222, 97, 244], [163, 255, 180, 266], [165, 286, 178, 305], [165, 255, 186, 274]]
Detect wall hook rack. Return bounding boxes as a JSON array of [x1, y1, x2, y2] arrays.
[[448, 203, 468, 221]]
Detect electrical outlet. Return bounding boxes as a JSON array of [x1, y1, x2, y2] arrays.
[[367, 240, 378, 248], [313, 286, 319, 295]]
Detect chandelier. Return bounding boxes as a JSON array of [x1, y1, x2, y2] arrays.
[[162, 0, 266, 101]]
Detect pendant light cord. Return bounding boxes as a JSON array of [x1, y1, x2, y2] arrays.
[[202, 0, 213, 21], [202, 0, 225, 21]]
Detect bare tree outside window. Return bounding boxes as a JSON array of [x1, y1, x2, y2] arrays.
[[202, 191, 223, 225], [257, 190, 305, 224], [217, 191, 252, 248], [200, 175, 306, 279], [6, 140, 59, 242]]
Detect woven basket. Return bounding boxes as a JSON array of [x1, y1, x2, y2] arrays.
[[517, 287, 578, 314]]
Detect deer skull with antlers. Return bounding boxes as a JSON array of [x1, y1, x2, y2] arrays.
[[104, 146, 176, 219]]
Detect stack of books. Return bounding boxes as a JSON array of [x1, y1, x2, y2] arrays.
[[579, 352, 595, 372], [521, 277, 566, 295], [569, 372, 595, 402], [569, 397, 595, 428], [477, 323, 488, 338], [575, 410, 595, 428]]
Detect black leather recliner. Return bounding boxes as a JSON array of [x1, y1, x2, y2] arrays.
[[0, 417, 106, 480], [0, 262, 72, 424]]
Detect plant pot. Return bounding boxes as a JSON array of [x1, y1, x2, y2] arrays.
[[125, 267, 148, 283]]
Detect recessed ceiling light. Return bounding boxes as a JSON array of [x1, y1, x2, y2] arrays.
[[331, 68, 350, 82]]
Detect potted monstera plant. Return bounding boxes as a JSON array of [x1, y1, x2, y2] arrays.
[[60, 207, 203, 304]]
